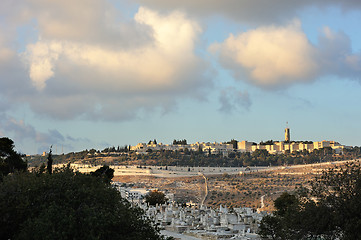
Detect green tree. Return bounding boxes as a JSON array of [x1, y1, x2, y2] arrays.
[[228, 151, 236, 158], [145, 190, 167, 206], [273, 192, 299, 216], [198, 145, 203, 154], [90, 165, 114, 184], [227, 139, 238, 149], [173, 139, 187, 145], [0, 166, 164, 240], [259, 161, 361, 240], [0, 137, 27, 179], [258, 215, 284, 240]]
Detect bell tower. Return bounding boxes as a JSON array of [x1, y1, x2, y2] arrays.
[[285, 122, 290, 143]]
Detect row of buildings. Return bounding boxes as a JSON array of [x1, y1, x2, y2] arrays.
[[130, 128, 347, 156], [239, 139, 345, 154]]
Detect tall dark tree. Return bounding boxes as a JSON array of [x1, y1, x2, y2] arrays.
[[0, 137, 27, 179], [227, 139, 238, 149], [46, 146, 53, 174], [198, 145, 203, 154]]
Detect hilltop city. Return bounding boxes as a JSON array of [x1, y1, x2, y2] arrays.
[[130, 127, 348, 156]]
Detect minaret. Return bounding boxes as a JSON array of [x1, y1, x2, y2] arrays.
[[285, 122, 290, 143]]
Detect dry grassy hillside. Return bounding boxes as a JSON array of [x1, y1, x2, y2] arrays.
[[113, 161, 349, 212]]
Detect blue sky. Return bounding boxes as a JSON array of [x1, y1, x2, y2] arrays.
[[0, 0, 360, 154]]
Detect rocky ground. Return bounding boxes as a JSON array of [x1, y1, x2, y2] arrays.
[[113, 161, 348, 212]]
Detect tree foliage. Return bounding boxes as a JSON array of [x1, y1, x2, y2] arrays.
[[226, 139, 238, 149], [148, 139, 157, 145], [0, 166, 164, 240], [259, 161, 361, 240], [90, 165, 114, 183], [145, 190, 167, 206], [0, 137, 27, 179], [172, 139, 187, 145]]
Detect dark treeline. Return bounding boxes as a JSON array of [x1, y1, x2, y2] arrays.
[[133, 147, 359, 167]]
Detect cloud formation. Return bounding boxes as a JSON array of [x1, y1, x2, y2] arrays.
[[0, 113, 96, 153], [0, 114, 61, 152], [135, 0, 361, 24], [210, 22, 361, 88], [318, 27, 361, 79], [24, 7, 204, 92], [1, 0, 359, 122], [219, 88, 251, 113], [0, 1, 210, 120]]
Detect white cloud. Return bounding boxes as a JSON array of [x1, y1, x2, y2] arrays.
[[12, 5, 209, 120], [210, 22, 361, 88], [210, 21, 318, 88], [25, 41, 62, 90]]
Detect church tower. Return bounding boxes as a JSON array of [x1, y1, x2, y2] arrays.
[[285, 127, 290, 143]]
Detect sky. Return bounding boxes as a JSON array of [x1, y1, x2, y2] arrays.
[[0, 0, 361, 154]]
